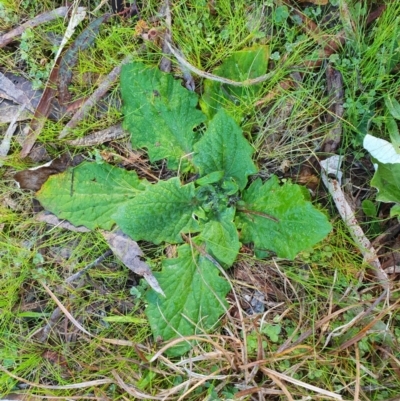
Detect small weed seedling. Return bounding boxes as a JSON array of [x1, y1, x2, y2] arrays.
[[36, 60, 332, 355]]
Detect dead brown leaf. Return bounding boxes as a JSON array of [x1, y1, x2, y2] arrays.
[[102, 230, 165, 296]]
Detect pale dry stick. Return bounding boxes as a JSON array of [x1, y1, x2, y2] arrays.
[[0, 7, 69, 47], [58, 54, 133, 139], [159, 0, 172, 73], [165, 41, 276, 86], [93, 0, 109, 13], [320, 156, 390, 291], [161, 1, 195, 89]]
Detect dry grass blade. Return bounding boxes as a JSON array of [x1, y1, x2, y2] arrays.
[[0, 365, 113, 390], [260, 367, 343, 400], [40, 280, 94, 337], [149, 334, 237, 365], [333, 297, 400, 353], [112, 370, 166, 400], [260, 368, 294, 401]]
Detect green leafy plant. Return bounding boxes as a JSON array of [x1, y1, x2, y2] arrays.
[[363, 95, 400, 219], [200, 45, 269, 121], [36, 60, 332, 355]]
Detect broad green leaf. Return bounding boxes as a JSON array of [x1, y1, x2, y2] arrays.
[[113, 178, 199, 244], [121, 62, 206, 169], [36, 162, 144, 230], [193, 109, 258, 190], [390, 204, 400, 218], [363, 134, 400, 162], [200, 207, 241, 266], [386, 116, 400, 149], [385, 95, 400, 120], [200, 45, 269, 120], [236, 177, 332, 259], [146, 245, 230, 356], [370, 161, 400, 204]]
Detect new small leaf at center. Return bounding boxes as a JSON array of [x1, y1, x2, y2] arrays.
[[193, 109, 258, 190], [200, 207, 241, 266]]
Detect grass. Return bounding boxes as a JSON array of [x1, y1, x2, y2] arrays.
[[1, 0, 400, 399]]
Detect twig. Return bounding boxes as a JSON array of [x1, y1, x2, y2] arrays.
[[322, 64, 344, 153], [66, 249, 113, 284], [159, 0, 172, 73], [165, 41, 276, 87], [0, 7, 69, 48], [66, 123, 128, 146], [320, 156, 390, 291], [58, 54, 133, 138]]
